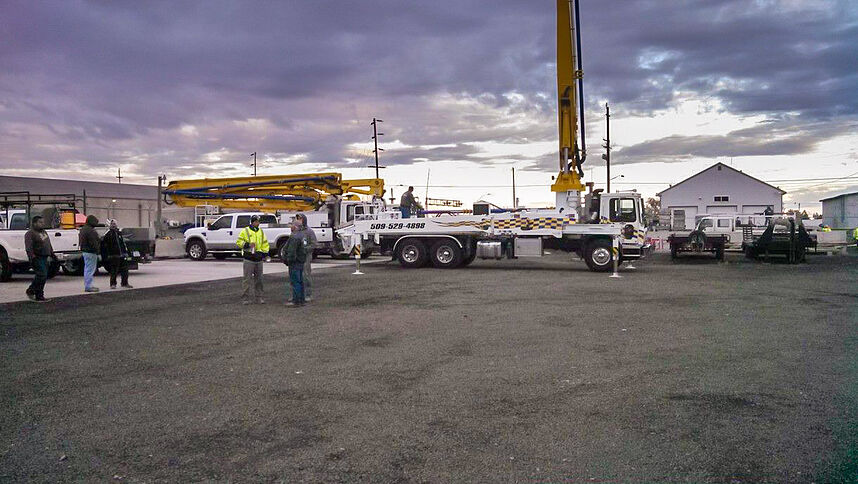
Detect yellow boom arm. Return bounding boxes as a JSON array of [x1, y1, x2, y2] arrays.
[[551, 0, 586, 193], [164, 173, 384, 211]]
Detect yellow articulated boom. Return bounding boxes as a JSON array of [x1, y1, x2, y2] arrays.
[[551, 0, 587, 196], [164, 173, 384, 211]]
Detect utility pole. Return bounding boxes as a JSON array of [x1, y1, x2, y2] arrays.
[[601, 103, 611, 192], [512, 167, 517, 209], [370, 118, 385, 179], [116, 167, 123, 184], [250, 152, 257, 176]]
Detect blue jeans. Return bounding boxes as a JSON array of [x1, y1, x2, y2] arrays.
[[289, 265, 304, 304], [400, 207, 411, 219], [83, 252, 98, 289]]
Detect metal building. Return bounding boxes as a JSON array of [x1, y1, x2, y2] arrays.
[[820, 191, 858, 229], [657, 163, 785, 230], [0, 175, 191, 229]]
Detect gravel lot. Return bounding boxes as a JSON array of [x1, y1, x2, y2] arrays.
[[1, 253, 856, 482]]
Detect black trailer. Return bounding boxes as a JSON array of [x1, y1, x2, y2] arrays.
[[668, 229, 726, 261], [742, 218, 812, 263]]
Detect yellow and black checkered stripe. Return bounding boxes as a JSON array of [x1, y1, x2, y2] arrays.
[[437, 216, 575, 231]]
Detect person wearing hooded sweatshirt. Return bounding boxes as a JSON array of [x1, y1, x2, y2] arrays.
[[79, 214, 101, 293], [101, 219, 133, 289]]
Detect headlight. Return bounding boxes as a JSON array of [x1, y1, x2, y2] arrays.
[[623, 224, 635, 238]]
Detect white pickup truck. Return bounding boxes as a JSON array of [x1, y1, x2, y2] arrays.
[[0, 209, 80, 281]]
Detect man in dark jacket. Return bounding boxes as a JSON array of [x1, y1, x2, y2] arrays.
[[101, 219, 132, 289], [283, 222, 307, 306], [24, 215, 54, 302], [78, 214, 101, 292]]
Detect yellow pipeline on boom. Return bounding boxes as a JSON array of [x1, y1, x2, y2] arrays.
[[164, 173, 384, 211], [551, 0, 585, 193]]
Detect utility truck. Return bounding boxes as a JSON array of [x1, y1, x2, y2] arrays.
[[337, 1, 651, 272]]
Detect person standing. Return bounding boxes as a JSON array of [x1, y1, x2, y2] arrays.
[[24, 215, 54, 302], [294, 213, 317, 302], [284, 222, 307, 306], [400, 186, 417, 219], [101, 219, 133, 289], [236, 214, 269, 305], [79, 215, 101, 293]]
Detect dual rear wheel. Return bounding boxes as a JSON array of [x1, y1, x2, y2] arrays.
[[397, 238, 464, 269]]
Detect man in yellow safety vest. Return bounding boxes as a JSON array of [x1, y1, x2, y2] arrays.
[[236, 215, 270, 304]]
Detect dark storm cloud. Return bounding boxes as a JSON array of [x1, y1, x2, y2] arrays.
[[0, 0, 856, 180], [614, 120, 858, 163]]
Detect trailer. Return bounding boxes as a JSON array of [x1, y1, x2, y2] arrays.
[[668, 229, 726, 261], [742, 217, 813, 263]]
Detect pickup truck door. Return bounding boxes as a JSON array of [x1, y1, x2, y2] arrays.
[[204, 215, 235, 250]]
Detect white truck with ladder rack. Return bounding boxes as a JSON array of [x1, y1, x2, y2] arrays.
[[338, 0, 651, 272]]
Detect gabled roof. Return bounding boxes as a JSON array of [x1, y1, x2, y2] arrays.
[[819, 190, 858, 202], [657, 162, 786, 196]]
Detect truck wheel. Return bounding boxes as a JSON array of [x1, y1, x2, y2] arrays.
[[585, 239, 614, 272], [397, 239, 428, 269], [186, 240, 207, 260], [0, 249, 11, 282], [430, 240, 462, 269], [330, 238, 351, 260], [360, 248, 373, 259], [461, 242, 478, 267], [278, 242, 289, 261], [62, 258, 84, 275], [213, 253, 228, 260]]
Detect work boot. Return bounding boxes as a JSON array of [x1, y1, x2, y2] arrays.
[[257, 298, 266, 304], [242, 300, 251, 305], [110, 284, 117, 289], [26, 289, 36, 301], [305, 296, 313, 302], [285, 301, 296, 306], [85, 287, 100, 293], [122, 284, 134, 289], [34, 296, 50, 302]]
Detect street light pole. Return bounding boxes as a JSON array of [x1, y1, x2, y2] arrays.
[[602, 103, 611, 192]]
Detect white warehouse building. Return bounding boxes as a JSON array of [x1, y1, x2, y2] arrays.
[[820, 191, 858, 230], [658, 163, 785, 230]]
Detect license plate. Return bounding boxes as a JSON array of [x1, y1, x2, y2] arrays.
[[133, 251, 141, 257]]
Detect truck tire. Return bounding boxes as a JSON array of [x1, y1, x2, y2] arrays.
[[461, 242, 478, 267], [186, 240, 207, 260], [0, 249, 11, 282], [330, 238, 351, 260], [397, 239, 428, 269], [430, 240, 462, 269], [278, 242, 289, 262], [62, 258, 84, 275], [584, 239, 614, 272], [360, 248, 373, 259]]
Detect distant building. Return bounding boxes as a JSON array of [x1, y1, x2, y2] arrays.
[[0, 175, 192, 228], [820, 191, 858, 229], [657, 163, 785, 230]]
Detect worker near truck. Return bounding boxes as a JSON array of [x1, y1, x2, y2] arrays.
[[294, 213, 316, 302], [79, 215, 101, 293], [283, 222, 307, 306], [24, 215, 54, 302], [101, 219, 133, 289], [400, 186, 419, 218], [236, 214, 269, 305]]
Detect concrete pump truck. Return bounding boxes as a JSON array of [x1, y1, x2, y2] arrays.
[[337, 0, 651, 272]]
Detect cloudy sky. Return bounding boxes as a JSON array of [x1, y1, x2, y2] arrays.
[[2, 0, 857, 212]]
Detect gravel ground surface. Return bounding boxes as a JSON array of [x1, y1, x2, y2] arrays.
[[1, 253, 856, 482]]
